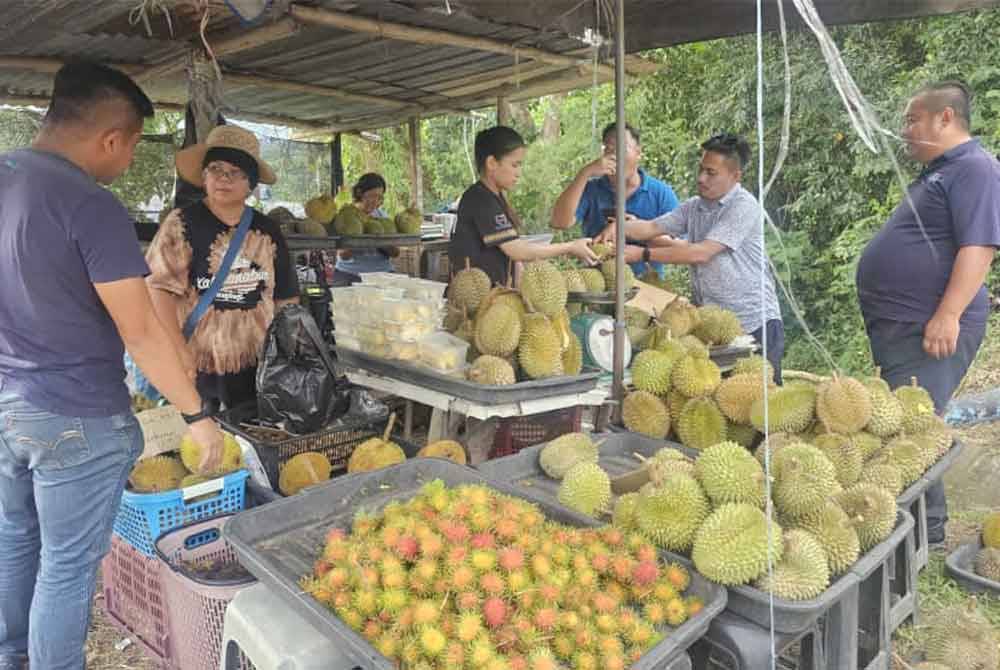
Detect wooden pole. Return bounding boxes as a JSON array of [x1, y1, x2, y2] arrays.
[[223, 72, 411, 109], [497, 96, 511, 126], [408, 117, 424, 211], [612, 0, 627, 423]]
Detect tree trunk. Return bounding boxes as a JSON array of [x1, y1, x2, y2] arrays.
[[541, 93, 566, 143]]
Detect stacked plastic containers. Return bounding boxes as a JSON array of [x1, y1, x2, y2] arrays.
[[330, 274, 470, 376]]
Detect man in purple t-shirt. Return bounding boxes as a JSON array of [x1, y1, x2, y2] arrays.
[[857, 81, 1000, 544], [0, 62, 224, 670]]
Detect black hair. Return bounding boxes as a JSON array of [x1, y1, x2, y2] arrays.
[[601, 122, 641, 145], [701, 133, 751, 171], [917, 80, 972, 130], [44, 60, 154, 130], [474, 125, 525, 174], [353, 173, 387, 201]]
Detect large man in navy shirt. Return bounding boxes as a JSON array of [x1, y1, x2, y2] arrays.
[[551, 122, 679, 277], [857, 81, 1000, 544]]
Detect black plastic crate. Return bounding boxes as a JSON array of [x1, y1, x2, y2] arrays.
[[219, 404, 419, 493], [945, 539, 1000, 595], [224, 459, 725, 670]]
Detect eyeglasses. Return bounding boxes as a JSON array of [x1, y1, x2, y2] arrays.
[[205, 163, 248, 182]]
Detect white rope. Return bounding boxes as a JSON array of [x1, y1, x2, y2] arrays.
[[755, 2, 777, 666]]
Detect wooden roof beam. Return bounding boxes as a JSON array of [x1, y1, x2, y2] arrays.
[[289, 4, 652, 79], [0, 91, 184, 111], [135, 16, 300, 83]]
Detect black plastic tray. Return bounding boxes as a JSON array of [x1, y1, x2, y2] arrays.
[[945, 539, 1000, 595], [336, 234, 422, 249], [897, 439, 963, 507], [479, 430, 878, 634], [284, 234, 340, 252], [335, 346, 602, 405], [224, 459, 721, 670], [708, 343, 758, 369], [567, 286, 640, 304]]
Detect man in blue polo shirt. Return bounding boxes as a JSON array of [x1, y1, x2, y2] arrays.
[[857, 80, 1000, 545], [551, 122, 679, 277]]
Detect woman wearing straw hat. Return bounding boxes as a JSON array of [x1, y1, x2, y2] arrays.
[[145, 125, 299, 409]]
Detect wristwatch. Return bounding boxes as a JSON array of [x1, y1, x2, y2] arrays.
[[181, 398, 216, 425], [642, 247, 651, 263]]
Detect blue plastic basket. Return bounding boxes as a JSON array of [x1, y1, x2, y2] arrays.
[[114, 469, 250, 556]]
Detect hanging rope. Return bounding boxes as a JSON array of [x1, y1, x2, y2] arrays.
[[128, 0, 174, 38]]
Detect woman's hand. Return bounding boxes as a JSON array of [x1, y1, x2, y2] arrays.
[[568, 238, 599, 265]]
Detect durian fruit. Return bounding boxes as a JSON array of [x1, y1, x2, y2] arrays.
[[924, 602, 1000, 670], [518, 313, 563, 379], [667, 388, 689, 427], [625, 306, 653, 348], [812, 433, 863, 487], [895, 377, 938, 433], [875, 436, 929, 486], [332, 203, 365, 235], [631, 350, 675, 395], [346, 420, 407, 474], [857, 462, 904, 497], [974, 547, 1000, 582], [732, 354, 775, 380], [473, 302, 521, 356], [912, 664, 954, 670], [727, 421, 759, 449], [862, 373, 904, 437], [589, 242, 614, 260], [635, 472, 710, 551], [538, 433, 599, 479], [180, 473, 213, 488], [815, 376, 872, 434], [622, 390, 670, 439], [658, 299, 699, 338], [749, 386, 816, 434], [417, 440, 467, 465], [983, 511, 1000, 549], [468, 355, 516, 385], [561, 334, 584, 376], [645, 327, 689, 364], [912, 417, 955, 458], [834, 483, 896, 551], [692, 305, 743, 346], [491, 289, 527, 319], [449, 260, 492, 315], [679, 334, 709, 356], [394, 206, 423, 234], [562, 268, 587, 293], [793, 500, 861, 575], [694, 441, 767, 508], [692, 503, 783, 585], [671, 349, 722, 398], [557, 462, 611, 517], [645, 448, 697, 483], [579, 268, 606, 293], [771, 444, 839, 519], [129, 455, 188, 493], [715, 373, 772, 424], [846, 431, 883, 461], [754, 529, 830, 600], [753, 433, 802, 468], [279, 452, 333, 496], [179, 432, 243, 476], [600, 259, 635, 293], [295, 218, 328, 237], [675, 398, 727, 451], [613, 492, 640, 530], [521, 261, 568, 316]]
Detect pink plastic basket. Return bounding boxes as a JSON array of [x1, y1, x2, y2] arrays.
[[155, 514, 256, 670], [101, 534, 173, 665]]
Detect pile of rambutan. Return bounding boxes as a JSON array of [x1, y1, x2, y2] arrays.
[[300, 479, 703, 669]]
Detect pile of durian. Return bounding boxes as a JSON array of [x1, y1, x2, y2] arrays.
[[128, 432, 244, 493], [445, 260, 585, 385], [625, 298, 744, 351], [559, 243, 637, 311], [912, 600, 999, 670], [332, 203, 422, 237], [974, 511, 1000, 584]]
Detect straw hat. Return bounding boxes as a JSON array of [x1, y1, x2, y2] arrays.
[[175, 124, 277, 188]]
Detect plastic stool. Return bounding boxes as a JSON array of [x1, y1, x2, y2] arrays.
[[689, 611, 824, 669], [221, 583, 360, 670]]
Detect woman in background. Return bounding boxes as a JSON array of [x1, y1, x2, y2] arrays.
[[332, 173, 400, 285]]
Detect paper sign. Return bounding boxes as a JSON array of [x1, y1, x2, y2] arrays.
[[136, 406, 188, 460], [627, 280, 678, 317]]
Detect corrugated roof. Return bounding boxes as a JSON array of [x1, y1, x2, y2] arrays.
[[1, 0, 998, 131]]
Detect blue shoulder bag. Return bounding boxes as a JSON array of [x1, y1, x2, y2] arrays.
[[127, 206, 255, 402]]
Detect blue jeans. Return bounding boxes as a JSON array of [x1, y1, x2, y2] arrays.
[[0, 386, 143, 670]]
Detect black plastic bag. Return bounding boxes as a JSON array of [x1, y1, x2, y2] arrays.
[[256, 305, 349, 433]]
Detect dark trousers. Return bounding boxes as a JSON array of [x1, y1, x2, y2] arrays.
[[865, 318, 987, 537], [330, 269, 361, 288], [750, 319, 785, 385]]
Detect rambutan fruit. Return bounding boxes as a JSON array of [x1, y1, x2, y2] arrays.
[[353, 589, 379, 617], [325, 566, 351, 590], [451, 564, 477, 591], [664, 562, 691, 591], [438, 519, 470, 544], [337, 607, 364, 631], [592, 592, 618, 614], [471, 531, 496, 549], [508, 654, 528, 670], [537, 582, 561, 604], [408, 575, 432, 596], [374, 633, 398, 659], [456, 590, 480, 611], [331, 591, 351, 610], [516, 589, 537, 611], [444, 641, 465, 667], [577, 568, 598, 589], [634, 541, 658, 564], [537, 539, 556, 556], [521, 508, 545, 530], [378, 588, 408, 615], [507, 569, 532, 593], [627, 646, 646, 665], [609, 554, 635, 582], [574, 624, 597, 649], [362, 618, 382, 641], [601, 527, 625, 547], [594, 613, 617, 634], [446, 545, 468, 565], [467, 634, 496, 666], [463, 484, 492, 507], [552, 633, 575, 660], [644, 601, 667, 625], [351, 512, 379, 537], [485, 656, 513, 670], [685, 595, 704, 615], [456, 612, 483, 642], [597, 634, 624, 657], [604, 581, 628, 603], [527, 648, 559, 670], [573, 650, 599, 670], [411, 599, 439, 626], [313, 559, 331, 578], [602, 651, 627, 670], [495, 517, 520, 541], [533, 607, 558, 631], [531, 554, 552, 579], [398, 638, 421, 667], [498, 547, 525, 572], [395, 606, 415, 630], [419, 533, 444, 558], [468, 507, 493, 532], [652, 579, 678, 604], [572, 554, 590, 572], [625, 621, 656, 646], [632, 559, 660, 587], [480, 571, 506, 596], [551, 545, 572, 567], [396, 535, 419, 561], [558, 611, 580, 631], [418, 625, 447, 657], [483, 596, 508, 628], [471, 549, 498, 573], [664, 598, 688, 626], [413, 558, 438, 582]]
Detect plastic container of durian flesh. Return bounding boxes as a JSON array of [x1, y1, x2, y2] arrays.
[[224, 458, 723, 670], [417, 331, 469, 372], [381, 296, 446, 323], [384, 336, 419, 362], [383, 319, 437, 342], [403, 278, 448, 302], [945, 538, 1000, 595]]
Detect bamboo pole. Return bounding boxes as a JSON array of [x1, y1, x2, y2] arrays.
[[408, 117, 424, 211], [223, 72, 412, 109], [612, 0, 627, 423]]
